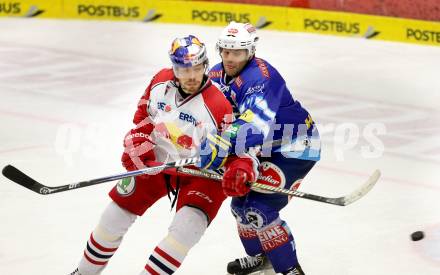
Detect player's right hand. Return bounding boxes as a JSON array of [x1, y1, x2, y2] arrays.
[[121, 128, 156, 171], [222, 156, 256, 197]]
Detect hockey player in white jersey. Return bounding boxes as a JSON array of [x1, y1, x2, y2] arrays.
[[69, 35, 232, 275]]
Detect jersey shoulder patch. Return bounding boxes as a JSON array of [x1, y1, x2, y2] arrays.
[[254, 57, 270, 79], [209, 63, 223, 80]]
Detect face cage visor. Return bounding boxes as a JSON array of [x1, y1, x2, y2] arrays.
[[217, 47, 251, 63], [173, 62, 208, 79]]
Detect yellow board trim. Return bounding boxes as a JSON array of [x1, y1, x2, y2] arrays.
[[0, 0, 62, 18], [1, 0, 438, 46]]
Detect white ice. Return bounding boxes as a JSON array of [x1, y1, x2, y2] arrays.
[[0, 18, 439, 275]]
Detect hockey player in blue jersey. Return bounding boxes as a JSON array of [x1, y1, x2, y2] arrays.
[[199, 22, 321, 275]]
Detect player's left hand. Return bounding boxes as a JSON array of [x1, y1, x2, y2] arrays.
[[198, 132, 232, 170]]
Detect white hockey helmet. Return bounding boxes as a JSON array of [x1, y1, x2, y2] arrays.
[[216, 21, 259, 58]]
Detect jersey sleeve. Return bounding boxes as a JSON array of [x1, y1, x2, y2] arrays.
[[228, 75, 285, 148], [132, 68, 174, 134]]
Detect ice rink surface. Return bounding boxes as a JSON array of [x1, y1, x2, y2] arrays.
[[0, 18, 439, 274]]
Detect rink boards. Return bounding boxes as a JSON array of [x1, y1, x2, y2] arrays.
[[1, 0, 439, 46]]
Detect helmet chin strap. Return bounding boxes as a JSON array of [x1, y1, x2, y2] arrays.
[[247, 46, 256, 59]]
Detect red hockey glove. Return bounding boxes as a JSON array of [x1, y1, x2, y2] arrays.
[[121, 127, 156, 171], [222, 156, 256, 197]]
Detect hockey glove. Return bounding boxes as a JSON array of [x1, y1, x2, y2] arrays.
[[199, 132, 232, 170], [121, 127, 156, 171], [222, 156, 257, 197]]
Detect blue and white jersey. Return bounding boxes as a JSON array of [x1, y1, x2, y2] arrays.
[[209, 57, 320, 161]]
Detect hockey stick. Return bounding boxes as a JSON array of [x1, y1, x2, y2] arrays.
[[0, 138, 299, 195], [0, 138, 293, 196], [1, 157, 200, 195], [177, 167, 381, 206], [2, 158, 380, 205]]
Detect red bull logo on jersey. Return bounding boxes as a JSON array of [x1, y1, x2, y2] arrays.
[[256, 162, 286, 194], [177, 134, 194, 149], [155, 122, 196, 150]]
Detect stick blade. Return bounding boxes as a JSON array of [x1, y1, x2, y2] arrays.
[[340, 169, 381, 206], [2, 165, 48, 194]]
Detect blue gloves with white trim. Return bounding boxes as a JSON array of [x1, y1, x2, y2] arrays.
[[198, 133, 233, 170]]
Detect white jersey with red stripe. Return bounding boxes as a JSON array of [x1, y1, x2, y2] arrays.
[[134, 68, 232, 163]]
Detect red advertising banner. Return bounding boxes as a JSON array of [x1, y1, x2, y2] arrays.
[[189, 0, 308, 7], [194, 0, 440, 21]]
